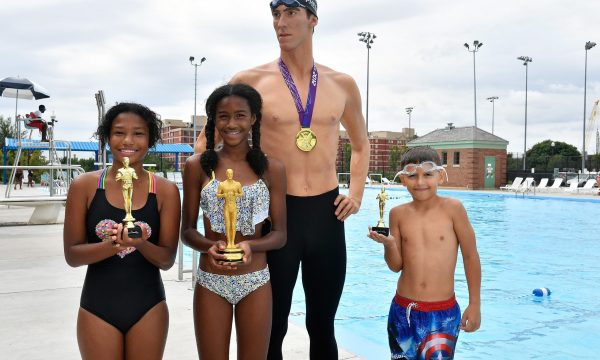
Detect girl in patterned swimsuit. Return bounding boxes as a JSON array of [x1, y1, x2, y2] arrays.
[[63, 103, 181, 359], [181, 83, 287, 359]]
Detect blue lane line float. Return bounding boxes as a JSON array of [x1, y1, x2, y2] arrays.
[[532, 287, 551, 297]]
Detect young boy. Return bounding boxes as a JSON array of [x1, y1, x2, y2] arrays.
[[368, 146, 481, 360]]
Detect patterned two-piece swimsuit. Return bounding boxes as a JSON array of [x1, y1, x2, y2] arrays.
[[197, 175, 270, 305]]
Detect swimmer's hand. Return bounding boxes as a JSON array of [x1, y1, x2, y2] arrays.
[[208, 241, 238, 270], [237, 241, 253, 265], [460, 304, 481, 332], [367, 227, 395, 246], [111, 223, 146, 249], [334, 194, 361, 221]]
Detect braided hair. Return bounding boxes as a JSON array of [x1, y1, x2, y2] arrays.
[[200, 83, 268, 177]]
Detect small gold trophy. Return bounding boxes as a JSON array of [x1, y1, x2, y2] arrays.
[[372, 186, 390, 236], [115, 157, 142, 238], [217, 169, 244, 262]]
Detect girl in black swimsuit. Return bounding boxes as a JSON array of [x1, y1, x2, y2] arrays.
[[64, 103, 181, 359]]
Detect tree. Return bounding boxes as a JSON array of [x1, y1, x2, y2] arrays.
[[527, 140, 580, 171], [0, 115, 47, 182], [387, 145, 408, 178], [145, 153, 174, 174], [60, 156, 95, 172], [0, 115, 16, 149]]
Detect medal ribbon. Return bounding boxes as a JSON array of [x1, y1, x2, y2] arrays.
[[278, 58, 318, 128]]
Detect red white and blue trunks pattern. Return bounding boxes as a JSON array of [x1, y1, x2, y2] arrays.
[[388, 294, 461, 360]]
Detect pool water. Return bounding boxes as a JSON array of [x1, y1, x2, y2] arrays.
[[183, 188, 600, 359]]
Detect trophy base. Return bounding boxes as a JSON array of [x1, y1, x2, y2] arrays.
[[218, 248, 244, 263], [372, 226, 389, 236], [126, 224, 143, 238]]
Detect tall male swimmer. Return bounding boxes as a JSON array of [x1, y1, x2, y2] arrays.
[[195, 1, 370, 357]]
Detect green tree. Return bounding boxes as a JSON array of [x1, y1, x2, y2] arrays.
[[387, 145, 409, 178], [145, 153, 174, 175], [527, 140, 580, 171], [60, 156, 95, 172], [0, 115, 48, 182], [0, 115, 16, 149]]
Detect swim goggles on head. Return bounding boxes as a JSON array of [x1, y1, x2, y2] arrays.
[[398, 161, 444, 176], [269, 0, 317, 16]]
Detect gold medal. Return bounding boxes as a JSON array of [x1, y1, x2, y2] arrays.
[[295, 128, 317, 152]]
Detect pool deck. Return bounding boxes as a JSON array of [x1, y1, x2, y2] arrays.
[[0, 184, 361, 359], [1, 182, 597, 358]]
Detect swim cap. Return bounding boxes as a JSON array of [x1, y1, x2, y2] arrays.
[[269, 0, 317, 17]]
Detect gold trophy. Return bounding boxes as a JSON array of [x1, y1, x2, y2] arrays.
[[372, 187, 390, 236], [115, 157, 142, 238], [216, 169, 244, 262]]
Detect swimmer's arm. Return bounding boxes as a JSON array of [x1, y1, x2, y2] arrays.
[[244, 159, 287, 252], [181, 155, 216, 253], [453, 200, 481, 332], [367, 207, 402, 272], [337, 75, 370, 219], [63, 174, 122, 267], [133, 178, 180, 270]]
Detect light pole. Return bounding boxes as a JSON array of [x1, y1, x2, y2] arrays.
[[405, 107, 413, 138], [486, 96, 498, 134], [358, 32, 376, 133], [464, 40, 483, 127], [189, 56, 206, 142], [582, 41, 596, 171], [517, 56, 532, 171]]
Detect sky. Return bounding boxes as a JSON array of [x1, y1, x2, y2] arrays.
[[1, 0, 599, 155]]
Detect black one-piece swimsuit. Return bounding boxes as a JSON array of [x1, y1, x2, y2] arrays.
[[80, 170, 164, 333]]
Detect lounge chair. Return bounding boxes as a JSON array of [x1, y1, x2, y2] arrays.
[[542, 178, 563, 192], [500, 177, 523, 191], [535, 178, 549, 191], [577, 179, 598, 194], [513, 177, 535, 193], [563, 180, 580, 193]]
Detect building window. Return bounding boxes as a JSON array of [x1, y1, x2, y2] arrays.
[[453, 151, 460, 166], [442, 151, 448, 165]]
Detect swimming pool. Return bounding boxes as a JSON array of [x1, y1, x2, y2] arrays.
[[184, 188, 600, 359]]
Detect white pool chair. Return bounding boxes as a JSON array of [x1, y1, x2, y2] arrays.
[[535, 178, 549, 191], [577, 179, 598, 194], [513, 177, 535, 193], [500, 177, 523, 191], [563, 180, 580, 193], [543, 178, 563, 192]]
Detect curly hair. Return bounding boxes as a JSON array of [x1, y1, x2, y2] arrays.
[[96, 102, 162, 150], [200, 83, 268, 177], [400, 146, 442, 167]]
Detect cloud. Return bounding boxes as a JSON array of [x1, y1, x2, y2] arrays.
[[1, 0, 599, 156]]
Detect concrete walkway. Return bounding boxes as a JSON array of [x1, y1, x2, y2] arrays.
[[0, 192, 360, 359]]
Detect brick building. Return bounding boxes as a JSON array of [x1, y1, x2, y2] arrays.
[[408, 123, 509, 189], [336, 129, 411, 174], [160, 116, 206, 166]]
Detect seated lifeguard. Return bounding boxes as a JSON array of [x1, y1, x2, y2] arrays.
[[27, 104, 49, 142]]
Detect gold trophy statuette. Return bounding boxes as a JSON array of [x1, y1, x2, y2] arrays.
[[216, 169, 244, 262], [115, 157, 142, 238], [372, 186, 390, 236]]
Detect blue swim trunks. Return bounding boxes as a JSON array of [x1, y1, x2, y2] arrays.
[[388, 294, 461, 360]]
